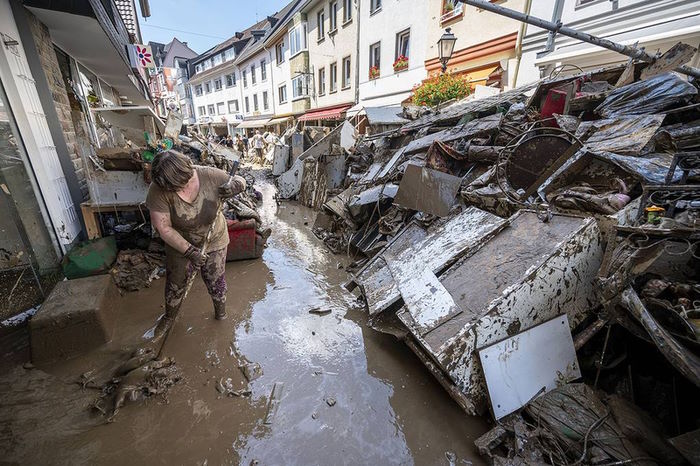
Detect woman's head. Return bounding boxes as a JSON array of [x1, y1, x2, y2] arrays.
[[151, 150, 193, 191]]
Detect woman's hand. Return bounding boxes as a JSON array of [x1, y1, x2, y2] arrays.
[[218, 175, 247, 199], [184, 245, 207, 268]]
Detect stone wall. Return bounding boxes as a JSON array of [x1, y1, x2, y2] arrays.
[[24, 10, 89, 201]]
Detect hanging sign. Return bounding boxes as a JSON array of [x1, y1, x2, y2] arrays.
[[133, 44, 155, 69]]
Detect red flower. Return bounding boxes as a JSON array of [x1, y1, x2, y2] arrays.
[[136, 46, 152, 67]]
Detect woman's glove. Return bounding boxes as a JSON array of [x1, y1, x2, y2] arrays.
[[184, 244, 207, 268], [218, 175, 247, 199]]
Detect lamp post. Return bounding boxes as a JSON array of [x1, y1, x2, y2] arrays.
[[438, 28, 457, 74]]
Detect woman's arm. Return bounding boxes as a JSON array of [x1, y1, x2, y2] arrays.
[[150, 210, 191, 254]]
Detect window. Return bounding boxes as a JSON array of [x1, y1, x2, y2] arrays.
[[342, 56, 351, 89], [198, 106, 206, 116], [217, 102, 225, 115], [330, 62, 338, 92], [214, 78, 222, 91], [260, 60, 267, 81], [576, 0, 599, 6], [343, 0, 352, 22], [207, 104, 215, 115], [329, 1, 338, 31], [370, 0, 381, 14], [253, 94, 259, 111], [228, 100, 239, 113], [226, 73, 236, 87], [243, 69, 248, 87], [276, 42, 285, 64], [317, 10, 325, 40], [244, 96, 250, 113], [289, 23, 308, 56], [194, 84, 203, 96], [206, 81, 213, 93], [263, 91, 269, 110], [292, 75, 310, 99], [278, 84, 288, 104], [213, 54, 222, 66], [370, 42, 381, 69], [224, 48, 235, 62], [318, 67, 326, 95], [396, 29, 410, 61], [441, 0, 463, 22], [251, 64, 256, 85], [195, 64, 202, 73]]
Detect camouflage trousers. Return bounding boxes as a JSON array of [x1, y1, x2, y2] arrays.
[[164, 247, 227, 313]]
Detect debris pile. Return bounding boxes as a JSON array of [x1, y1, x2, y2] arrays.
[[273, 61, 699, 464]]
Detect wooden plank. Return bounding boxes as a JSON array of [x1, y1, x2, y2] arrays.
[[81, 203, 101, 239]]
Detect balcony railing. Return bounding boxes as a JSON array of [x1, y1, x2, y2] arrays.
[[441, 2, 464, 23]]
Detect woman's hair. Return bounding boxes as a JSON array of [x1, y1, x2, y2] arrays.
[[151, 150, 193, 191]]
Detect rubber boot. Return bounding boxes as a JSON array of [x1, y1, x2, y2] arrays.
[[152, 306, 178, 342], [213, 300, 227, 320]]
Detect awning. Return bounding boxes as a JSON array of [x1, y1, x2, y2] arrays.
[[299, 103, 353, 122], [266, 116, 292, 126], [237, 118, 271, 129]]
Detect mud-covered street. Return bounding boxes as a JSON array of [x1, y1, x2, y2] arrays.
[[0, 172, 487, 465]]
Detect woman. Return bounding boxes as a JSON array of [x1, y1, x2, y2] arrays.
[[146, 150, 246, 338]]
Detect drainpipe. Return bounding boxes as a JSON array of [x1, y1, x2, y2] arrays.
[[511, 0, 533, 88], [354, 0, 361, 105]]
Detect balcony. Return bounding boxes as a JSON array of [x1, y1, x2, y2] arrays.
[[441, 2, 464, 24]]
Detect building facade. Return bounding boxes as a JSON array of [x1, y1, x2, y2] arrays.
[[516, 0, 700, 86], [148, 38, 198, 121], [0, 0, 151, 315], [357, 0, 429, 108], [425, 0, 527, 90], [299, 0, 358, 124]]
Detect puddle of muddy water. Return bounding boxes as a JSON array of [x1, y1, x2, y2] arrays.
[[0, 168, 487, 465]]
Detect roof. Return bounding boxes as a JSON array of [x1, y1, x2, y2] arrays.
[[161, 38, 198, 67], [234, 0, 300, 65]]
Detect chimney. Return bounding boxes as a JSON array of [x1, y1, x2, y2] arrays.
[[235, 32, 244, 39]]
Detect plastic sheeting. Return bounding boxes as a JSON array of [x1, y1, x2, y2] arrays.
[[578, 114, 665, 155], [594, 151, 681, 184], [595, 73, 698, 118]]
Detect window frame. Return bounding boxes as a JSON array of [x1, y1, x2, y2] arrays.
[[317, 9, 326, 41], [329, 62, 338, 93], [278, 84, 288, 104], [395, 28, 410, 61], [275, 42, 285, 65], [216, 102, 225, 115], [262, 91, 269, 111], [343, 0, 352, 23], [194, 84, 203, 96], [260, 59, 267, 81], [225, 73, 236, 87], [227, 100, 239, 114], [329, 0, 338, 32], [370, 0, 381, 14], [242, 69, 248, 88], [342, 56, 351, 89], [253, 94, 259, 112], [204, 81, 211, 93], [289, 22, 308, 58], [207, 104, 215, 115], [292, 75, 310, 100], [244, 96, 250, 113], [198, 105, 206, 116], [251, 64, 257, 85], [214, 78, 222, 91], [318, 67, 326, 96], [369, 42, 381, 69]]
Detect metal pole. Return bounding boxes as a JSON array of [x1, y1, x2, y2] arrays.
[[459, 0, 700, 79]]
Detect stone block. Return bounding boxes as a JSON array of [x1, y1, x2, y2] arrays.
[[30, 275, 118, 364]]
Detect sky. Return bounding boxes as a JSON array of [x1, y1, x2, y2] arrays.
[[137, 0, 292, 54]]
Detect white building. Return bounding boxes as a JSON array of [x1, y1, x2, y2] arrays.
[[188, 35, 246, 135], [357, 0, 429, 108], [517, 0, 700, 87]]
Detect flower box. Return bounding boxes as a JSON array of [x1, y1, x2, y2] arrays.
[[393, 55, 409, 72], [369, 65, 380, 80]]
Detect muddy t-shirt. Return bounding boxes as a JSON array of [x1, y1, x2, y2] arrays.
[[146, 166, 237, 255]]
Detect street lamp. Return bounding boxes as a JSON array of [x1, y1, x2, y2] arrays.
[[438, 28, 457, 73]]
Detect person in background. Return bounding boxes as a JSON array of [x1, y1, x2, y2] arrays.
[[242, 134, 249, 153], [251, 130, 265, 164], [146, 151, 247, 338], [235, 134, 245, 158]]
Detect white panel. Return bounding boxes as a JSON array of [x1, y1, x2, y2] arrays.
[[478, 314, 581, 420], [0, 7, 81, 248]]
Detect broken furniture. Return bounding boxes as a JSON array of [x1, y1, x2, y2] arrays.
[[358, 210, 603, 415], [81, 202, 148, 240], [226, 219, 263, 262], [30, 274, 118, 364]]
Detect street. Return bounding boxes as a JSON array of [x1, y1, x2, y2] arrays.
[[0, 170, 487, 465]]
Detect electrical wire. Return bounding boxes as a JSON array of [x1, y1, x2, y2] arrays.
[[141, 24, 227, 40]]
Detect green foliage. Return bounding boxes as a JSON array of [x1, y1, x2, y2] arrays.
[[412, 73, 471, 107]]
